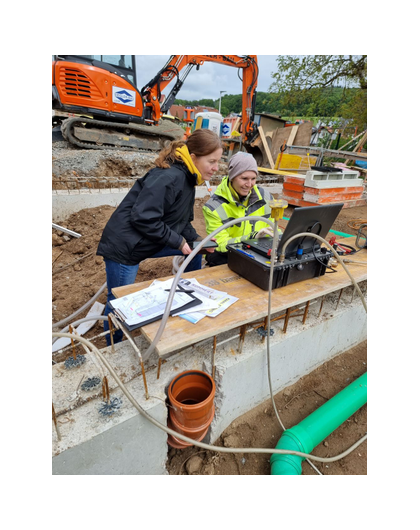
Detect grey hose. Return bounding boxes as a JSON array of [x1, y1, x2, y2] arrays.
[[143, 216, 275, 360], [52, 282, 107, 330]]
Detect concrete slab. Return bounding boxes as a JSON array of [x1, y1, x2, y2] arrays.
[[52, 283, 367, 475], [304, 170, 361, 189]]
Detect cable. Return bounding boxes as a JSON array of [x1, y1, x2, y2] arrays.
[[52, 216, 368, 469], [165, 225, 367, 455], [52, 332, 367, 463], [52, 282, 107, 330], [266, 227, 286, 431], [52, 315, 109, 350], [279, 232, 367, 313], [142, 216, 276, 361], [347, 219, 367, 231], [312, 240, 337, 273]]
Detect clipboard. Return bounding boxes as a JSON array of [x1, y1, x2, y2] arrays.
[[111, 285, 202, 332]]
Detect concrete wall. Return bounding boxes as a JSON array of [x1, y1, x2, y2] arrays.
[[52, 286, 367, 475], [52, 391, 168, 475], [52, 185, 284, 222], [52, 189, 131, 223], [206, 301, 366, 441]]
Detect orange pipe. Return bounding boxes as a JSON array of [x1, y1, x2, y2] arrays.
[[167, 370, 216, 449]]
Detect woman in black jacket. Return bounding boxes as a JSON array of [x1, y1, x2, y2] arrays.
[[97, 128, 224, 344]]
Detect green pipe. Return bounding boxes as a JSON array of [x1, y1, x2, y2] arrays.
[[270, 372, 367, 475], [327, 228, 352, 238]]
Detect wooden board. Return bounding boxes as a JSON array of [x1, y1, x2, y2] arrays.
[[112, 237, 366, 359], [258, 126, 275, 169], [287, 125, 299, 146]]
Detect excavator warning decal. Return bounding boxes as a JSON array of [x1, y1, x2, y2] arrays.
[[112, 87, 136, 107]]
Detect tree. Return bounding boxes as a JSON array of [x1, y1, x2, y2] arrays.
[[272, 55, 367, 91], [270, 55, 367, 130]]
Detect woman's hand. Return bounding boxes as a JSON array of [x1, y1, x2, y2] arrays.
[[255, 227, 274, 238], [182, 238, 217, 255], [181, 242, 193, 255], [205, 238, 217, 254]]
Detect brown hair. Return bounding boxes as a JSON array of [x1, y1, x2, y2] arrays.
[[154, 129, 225, 168]]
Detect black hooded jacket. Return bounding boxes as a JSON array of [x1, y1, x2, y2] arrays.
[[97, 161, 199, 265]]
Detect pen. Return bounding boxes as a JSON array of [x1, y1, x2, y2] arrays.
[[236, 249, 255, 259], [165, 288, 195, 293]]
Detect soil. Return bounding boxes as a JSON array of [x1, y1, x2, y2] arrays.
[[166, 341, 367, 476], [52, 140, 367, 474]]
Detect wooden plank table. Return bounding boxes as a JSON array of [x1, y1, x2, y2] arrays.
[[112, 237, 366, 360]]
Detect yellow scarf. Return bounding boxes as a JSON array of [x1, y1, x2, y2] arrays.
[[175, 145, 204, 185]]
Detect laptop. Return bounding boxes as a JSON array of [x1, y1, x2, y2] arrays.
[[242, 203, 344, 259]]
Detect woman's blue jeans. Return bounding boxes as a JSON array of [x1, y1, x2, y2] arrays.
[[103, 248, 202, 345]]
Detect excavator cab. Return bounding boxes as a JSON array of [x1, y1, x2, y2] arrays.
[[52, 55, 144, 126], [52, 54, 183, 150], [53, 55, 137, 85]]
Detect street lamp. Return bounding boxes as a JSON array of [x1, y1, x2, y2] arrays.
[[219, 90, 226, 114]]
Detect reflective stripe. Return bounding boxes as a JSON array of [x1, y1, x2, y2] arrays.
[[222, 216, 239, 225], [247, 200, 266, 215], [204, 193, 231, 212], [215, 206, 229, 221]]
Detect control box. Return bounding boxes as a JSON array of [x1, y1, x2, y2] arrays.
[[227, 243, 333, 291]]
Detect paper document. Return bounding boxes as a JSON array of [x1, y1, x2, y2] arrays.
[[167, 278, 239, 323], [110, 283, 197, 328], [202, 293, 238, 318], [113, 277, 239, 327]]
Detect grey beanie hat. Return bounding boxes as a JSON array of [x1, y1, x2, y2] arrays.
[[228, 152, 258, 181]]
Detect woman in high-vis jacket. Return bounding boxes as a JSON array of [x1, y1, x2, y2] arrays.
[[202, 151, 278, 267]]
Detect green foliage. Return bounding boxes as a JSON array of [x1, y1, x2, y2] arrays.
[[270, 55, 367, 130], [174, 88, 361, 126], [173, 55, 367, 131]]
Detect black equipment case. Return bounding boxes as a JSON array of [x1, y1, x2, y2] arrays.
[[226, 243, 333, 291]]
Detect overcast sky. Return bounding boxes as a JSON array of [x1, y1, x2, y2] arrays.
[[134, 55, 279, 101]]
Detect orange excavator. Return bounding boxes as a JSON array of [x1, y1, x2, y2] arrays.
[[52, 55, 259, 151]]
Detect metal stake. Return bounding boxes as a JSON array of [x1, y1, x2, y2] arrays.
[[302, 300, 310, 324], [157, 358, 162, 380], [108, 315, 115, 352], [212, 336, 217, 380], [238, 325, 247, 354], [336, 289, 344, 310], [69, 324, 77, 360], [52, 402, 61, 441], [283, 307, 292, 333], [109, 313, 149, 399]]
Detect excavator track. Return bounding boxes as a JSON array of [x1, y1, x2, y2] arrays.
[[61, 117, 185, 151]]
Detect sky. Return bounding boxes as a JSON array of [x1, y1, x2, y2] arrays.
[[134, 55, 279, 102]]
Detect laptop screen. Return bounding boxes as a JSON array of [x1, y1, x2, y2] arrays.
[[243, 203, 344, 258]]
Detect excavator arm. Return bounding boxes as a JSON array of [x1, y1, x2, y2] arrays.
[[53, 54, 259, 150], [140, 55, 259, 142]]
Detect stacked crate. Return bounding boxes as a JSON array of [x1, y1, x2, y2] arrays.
[[282, 170, 366, 208]]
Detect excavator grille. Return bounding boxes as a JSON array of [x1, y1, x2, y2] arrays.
[[58, 67, 102, 100]]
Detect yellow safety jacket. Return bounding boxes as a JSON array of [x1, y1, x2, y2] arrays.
[[203, 176, 277, 252]]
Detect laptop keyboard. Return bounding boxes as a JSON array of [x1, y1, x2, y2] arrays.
[[252, 238, 273, 251]]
